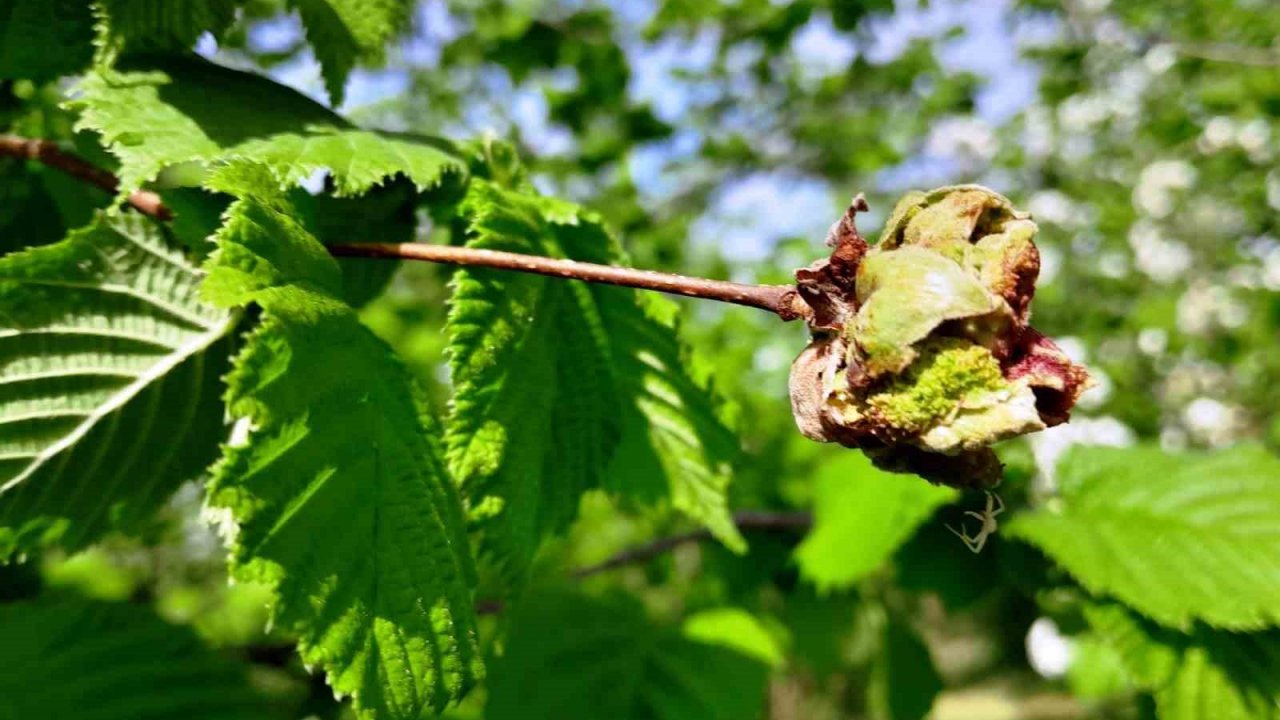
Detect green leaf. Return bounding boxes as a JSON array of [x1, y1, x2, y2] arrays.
[[682, 607, 786, 668], [1067, 634, 1136, 700], [0, 213, 235, 558], [446, 180, 742, 580], [869, 616, 944, 720], [0, 0, 93, 82], [95, 0, 241, 52], [604, 291, 746, 553], [71, 55, 465, 196], [486, 590, 769, 720], [288, 0, 414, 105], [1085, 604, 1280, 720], [0, 598, 270, 719], [795, 452, 956, 591], [202, 185, 481, 719], [1005, 444, 1280, 630]]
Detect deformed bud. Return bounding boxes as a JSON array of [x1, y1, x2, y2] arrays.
[[788, 185, 1091, 488]]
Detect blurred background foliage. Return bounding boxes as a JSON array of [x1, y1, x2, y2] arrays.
[[3, 0, 1279, 718]]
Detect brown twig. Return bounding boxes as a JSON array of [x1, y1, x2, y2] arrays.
[[330, 242, 807, 319], [1, 134, 808, 320], [0, 134, 171, 220], [570, 510, 812, 579], [473, 510, 813, 614]]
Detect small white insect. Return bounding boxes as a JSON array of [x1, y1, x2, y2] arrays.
[[946, 491, 1004, 553]]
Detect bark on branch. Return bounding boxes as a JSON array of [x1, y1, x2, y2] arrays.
[[0, 135, 171, 220], [330, 242, 807, 318], [1, 134, 808, 320], [475, 509, 813, 613], [570, 509, 812, 579]]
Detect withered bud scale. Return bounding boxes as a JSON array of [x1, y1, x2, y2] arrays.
[[788, 185, 1092, 488]]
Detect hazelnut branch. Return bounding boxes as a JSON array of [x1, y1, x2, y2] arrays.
[[329, 242, 807, 318], [1, 134, 807, 320], [0, 135, 171, 220]]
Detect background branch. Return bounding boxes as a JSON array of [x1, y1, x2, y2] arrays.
[[1, 134, 807, 320], [474, 509, 813, 614], [571, 509, 812, 579]]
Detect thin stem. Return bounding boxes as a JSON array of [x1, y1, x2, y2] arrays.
[[474, 509, 813, 614], [0, 134, 171, 220], [1, 133, 809, 320], [570, 510, 812, 579], [331, 242, 807, 319]]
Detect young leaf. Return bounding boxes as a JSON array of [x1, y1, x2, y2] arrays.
[[202, 183, 481, 719], [794, 452, 955, 591], [288, 0, 414, 105], [72, 55, 465, 196], [0, 213, 235, 558], [0, 598, 270, 719], [1006, 444, 1280, 630], [446, 180, 742, 580], [486, 590, 769, 720], [1085, 604, 1280, 720]]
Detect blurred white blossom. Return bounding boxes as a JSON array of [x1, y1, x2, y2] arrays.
[[1027, 190, 1076, 226], [1053, 336, 1089, 364], [1128, 220, 1192, 282], [1143, 43, 1177, 74], [925, 116, 997, 162], [1077, 369, 1112, 410], [1097, 249, 1130, 279], [1137, 328, 1167, 356], [1262, 246, 1280, 291], [1031, 416, 1136, 492], [1038, 241, 1062, 286], [1237, 119, 1271, 159], [1177, 282, 1248, 334], [1200, 116, 1236, 153], [1182, 397, 1249, 448], [1133, 159, 1196, 218], [1266, 170, 1280, 212], [1058, 94, 1108, 132], [1027, 618, 1073, 680]]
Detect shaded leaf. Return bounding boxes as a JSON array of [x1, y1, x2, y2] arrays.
[[0, 598, 270, 719], [1006, 444, 1280, 630], [869, 616, 944, 720], [1085, 604, 1280, 720], [486, 590, 769, 720], [0, 0, 94, 81], [0, 213, 234, 558]]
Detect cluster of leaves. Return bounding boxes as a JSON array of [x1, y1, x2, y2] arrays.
[[0, 2, 749, 718], [3, 1, 1280, 719]]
